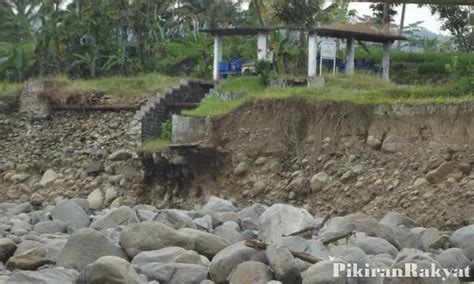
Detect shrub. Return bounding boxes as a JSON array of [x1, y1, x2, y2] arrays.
[[255, 60, 272, 85], [160, 119, 172, 141], [417, 62, 448, 75]]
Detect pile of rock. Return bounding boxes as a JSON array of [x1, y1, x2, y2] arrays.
[[0, 196, 471, 283], [0, 110, 140, 205], [221, 138, 474, 230]]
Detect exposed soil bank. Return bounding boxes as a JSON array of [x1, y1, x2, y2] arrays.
[[144, 100, 474, 229]]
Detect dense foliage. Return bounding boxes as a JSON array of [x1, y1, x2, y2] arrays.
[[0, 0, 472, 83]]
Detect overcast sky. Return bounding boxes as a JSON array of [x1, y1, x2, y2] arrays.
[[348, 3, 445, 34]]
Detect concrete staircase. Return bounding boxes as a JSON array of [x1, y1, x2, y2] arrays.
[[130, 79, 214, 145]]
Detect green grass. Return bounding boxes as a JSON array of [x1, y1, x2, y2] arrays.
[[140, 138, 171, 153], [183, 74, 473, 117], [52, 73, 181, 101], [0, 81, 22, 95], [0, 73, 182, 102]]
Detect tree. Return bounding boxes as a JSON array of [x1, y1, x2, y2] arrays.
[[1, 0, 40, 42], [431, 5, 473, 52], [369, 2, 398, 24]]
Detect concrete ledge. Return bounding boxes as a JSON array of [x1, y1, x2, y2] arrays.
[[171, 114, 208, 144]]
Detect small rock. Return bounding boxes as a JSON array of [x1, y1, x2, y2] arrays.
[[87, 189, 104, 210], [30, 193, 44, 207], [234, 162, 249, 176], [108, 149, 133, 161], [39, 169, 59, 186], [426, 161, 455, 184], [310, 172, 328, 191]]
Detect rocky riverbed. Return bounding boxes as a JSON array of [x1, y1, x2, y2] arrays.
[[0, 196, 471, 283]]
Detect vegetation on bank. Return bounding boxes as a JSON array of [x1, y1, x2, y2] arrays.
[[182, 75, 474, 117], [52, 73, 181, 101], [140, 138, 171, 154], [140, 119, 173, 153], [0, 73, 181, 103], [0, 81, 22, 95]]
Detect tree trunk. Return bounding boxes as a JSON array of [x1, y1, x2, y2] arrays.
[[397, 3, 406, 50]]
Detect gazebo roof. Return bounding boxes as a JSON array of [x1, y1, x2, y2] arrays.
[[312, 24, 407, 43], [201, 27, 282, 36]]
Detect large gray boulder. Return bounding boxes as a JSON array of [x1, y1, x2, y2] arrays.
[[214, 225, 244, 244], [134, 262, 208, 284], [329, 244, 371, 281], [7, 239, 66, 270], [322, 213, 399, 249], [119, 221, 194, 258], [209, 241, 258, 283], [379, 211, 417, 228], [202, 196, 236, 213], [450, 225, 474, 260], [90, 206, 139, 231], [390, 225, 420, 249], [390, 248, 460, 284], [266, 244, 301, 283], [154, 209, 197, 230], [77, 256, 141, 284], [0, 238, 17, 262], [302, 260, 347, 284], [5, 267, 79, 284], [349, 236, 399, 257], [57, 228, 128, 271], [33, 220, 68, 234], [228, 261, 273, 284], [281, 236, 330, 260], [238, 203, 267, 223], [131, 246, 209, 266], [435, 248, 470, 270], [179, 228, 231, 259], [258, 204, 316, 243], [51, 200, 90, 230], [419, 227, 450, 251]]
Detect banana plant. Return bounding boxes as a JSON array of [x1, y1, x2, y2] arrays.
[[0, 44, 28, 82]]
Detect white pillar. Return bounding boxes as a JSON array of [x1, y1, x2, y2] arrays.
[[383, 41, 391, 81], [346, 37, 355, 76], [257, 32, 267, 61], [213, 35, 223, 81], [308, 33, 317, 78]]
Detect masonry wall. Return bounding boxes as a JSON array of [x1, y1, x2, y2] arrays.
[[140, 80, 213, 143]]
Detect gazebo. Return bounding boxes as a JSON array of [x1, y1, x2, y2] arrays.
[[312, 23, 407, 80], [204, 24, 406, 82], [202, 27, 279, 81]]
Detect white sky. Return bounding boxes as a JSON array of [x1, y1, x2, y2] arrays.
[[348, 3, 445, 34]]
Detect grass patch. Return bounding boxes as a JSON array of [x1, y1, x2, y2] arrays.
[[217, 76, 265, 93], [140, 138, 171, 153], [51, 73, 181, 103], [183, 74, 473, 117], [0, 81, 22, 95], [1, 73, 182, 102]]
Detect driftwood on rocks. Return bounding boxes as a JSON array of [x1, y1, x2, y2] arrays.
[[283, 209, 336, 238], [244, 239, 323, 264]]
